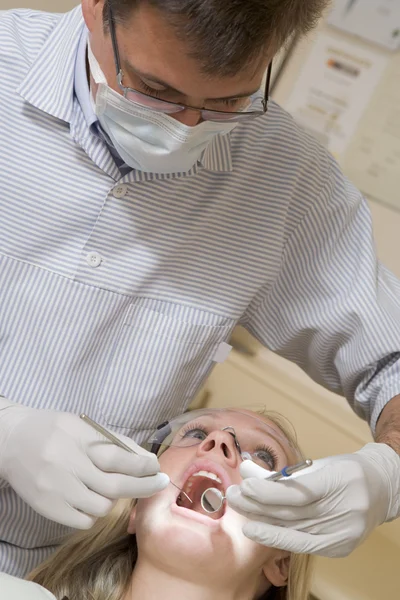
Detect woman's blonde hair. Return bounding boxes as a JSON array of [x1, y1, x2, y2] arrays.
[[28, 410, 313, 600]]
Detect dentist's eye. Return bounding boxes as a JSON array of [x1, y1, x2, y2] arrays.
[[140, 82, 164, 98], [253, 445, 279, 470]]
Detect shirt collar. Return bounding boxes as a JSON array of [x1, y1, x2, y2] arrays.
[[17, 6, 84, 124], [16, 5, 232, 174], [74, 23, 98, 132]]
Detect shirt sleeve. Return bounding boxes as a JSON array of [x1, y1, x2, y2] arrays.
[[0, 573, 57, 600], [244, 156, 400, 432]]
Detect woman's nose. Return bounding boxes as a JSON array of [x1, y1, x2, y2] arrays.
[[196, 431, 239, 466], [170, 108, 203, 127]]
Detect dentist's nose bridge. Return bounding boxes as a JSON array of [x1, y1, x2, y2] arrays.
[[171, 107, 203, 126], [196, 429, 240, 465]]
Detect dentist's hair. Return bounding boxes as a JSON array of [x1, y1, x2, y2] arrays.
[[28, 411, 313, 600], [103, 0, 330, 77]]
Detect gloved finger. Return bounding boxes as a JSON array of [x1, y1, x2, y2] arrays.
[[239, 459, 328, 482], [226, 485, 320, 521], [30, 496, 98, 530], [227, 480, 316, 511], [249, 502, 346, 524], [225, 499, 287, 527], [81, 467, 170, 499], [64, 480, 116, 518], [240, 460, 277, 480], [226, 484, 273, 516], [226, 486, 292, 524], [238, 474, 325, 506], [242, 521, 332, 555], [106, 472, 170, 499], [88, 443, 160, 477], [227, 492, 327, 533], [53, 508, 98, 531]]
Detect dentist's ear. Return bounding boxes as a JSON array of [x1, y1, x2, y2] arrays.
[[262, 551, 290, 588], [81, 0, 104, 33]]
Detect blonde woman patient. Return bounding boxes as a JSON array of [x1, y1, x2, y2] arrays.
[[0, 408, 313, 600]]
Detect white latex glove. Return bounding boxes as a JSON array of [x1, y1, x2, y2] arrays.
[[0, 573, 56, 600], [0, 399, 170, 529], [226, 443, 400, 558]]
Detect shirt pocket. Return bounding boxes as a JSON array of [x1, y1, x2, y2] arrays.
[[96, 298, 236, 434]]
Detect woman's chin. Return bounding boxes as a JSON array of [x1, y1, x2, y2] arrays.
[[134, 501, 271, 585], [136, 502, 234, 565]]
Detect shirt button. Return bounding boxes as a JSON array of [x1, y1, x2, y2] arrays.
[[113, 184, 128, 199], [86, 252, 102, 268]]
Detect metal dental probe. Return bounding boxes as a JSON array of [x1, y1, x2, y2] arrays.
[[80, 414, 193, 504], [265, 459, 313, 481], [201, 458, 313, 514]]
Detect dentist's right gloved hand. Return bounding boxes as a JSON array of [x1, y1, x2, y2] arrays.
[[0, 398, 170, 529]]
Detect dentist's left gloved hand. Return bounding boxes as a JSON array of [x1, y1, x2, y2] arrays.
[[226, 443, 400, 558]]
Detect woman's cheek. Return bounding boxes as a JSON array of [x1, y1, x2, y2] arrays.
[[221, 509, 271, 563]]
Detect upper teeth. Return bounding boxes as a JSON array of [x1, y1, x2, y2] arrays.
[[182, 470, 223, 491], [192, 470, 222, 484]]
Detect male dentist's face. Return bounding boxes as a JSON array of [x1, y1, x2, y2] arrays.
[[82, 0, 270, 126]]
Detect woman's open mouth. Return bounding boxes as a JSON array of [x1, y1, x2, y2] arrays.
[[176, 467, 227, 520]]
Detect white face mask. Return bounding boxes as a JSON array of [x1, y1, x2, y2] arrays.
[[87, 43, 238, 174]]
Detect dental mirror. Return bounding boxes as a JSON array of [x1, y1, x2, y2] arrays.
[[201, 487, 225, 513]]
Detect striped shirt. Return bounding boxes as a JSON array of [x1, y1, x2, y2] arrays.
[[1, 6, 400, 577], [73, 20, 132, 176]]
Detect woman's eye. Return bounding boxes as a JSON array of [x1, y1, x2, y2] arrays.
[[253, 449, 277, 470], [182, 427, 208, 441]]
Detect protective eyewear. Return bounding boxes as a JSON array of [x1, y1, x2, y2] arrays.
[[107, 3, 273, 123], [145, 408, 303, 466], [146, 408, 307, 514]]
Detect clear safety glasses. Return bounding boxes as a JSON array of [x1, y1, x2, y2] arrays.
[[107, 3, 273, 123], [145, 408, 303, 467]]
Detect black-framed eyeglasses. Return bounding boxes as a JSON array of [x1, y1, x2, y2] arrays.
[[107, 2, 272, 123]]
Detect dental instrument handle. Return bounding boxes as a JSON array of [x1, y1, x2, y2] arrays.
[[80, 414, 137, 454], [266, 459, 313, 481], [80, 414, 193, 504]]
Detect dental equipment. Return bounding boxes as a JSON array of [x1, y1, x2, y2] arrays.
[[80, 414, 193, 504], [201, 459, 313, 514]]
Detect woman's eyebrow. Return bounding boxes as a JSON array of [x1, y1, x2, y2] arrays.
[[253, 424, 284, 440], [251, 425, 291, 460], [124, 61, 259, 100]]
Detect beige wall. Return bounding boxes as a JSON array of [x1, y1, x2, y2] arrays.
[[0, 0, 77, 9]]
